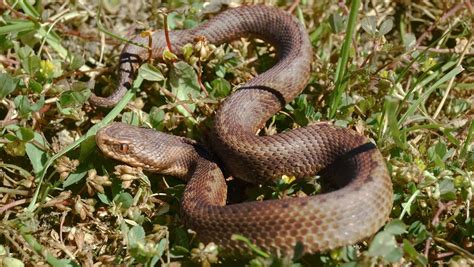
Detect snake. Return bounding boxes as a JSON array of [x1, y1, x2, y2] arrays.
[[93, 5, 393, 255]]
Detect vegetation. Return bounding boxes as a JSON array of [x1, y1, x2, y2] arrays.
[[0, 0, 472, 266]]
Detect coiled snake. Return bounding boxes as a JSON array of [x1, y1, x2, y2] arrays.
[[93, 5, 393, 255]]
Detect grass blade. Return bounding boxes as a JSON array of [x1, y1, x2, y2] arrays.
[[327, 0, 361, 119], [398, 65, 463, 126]]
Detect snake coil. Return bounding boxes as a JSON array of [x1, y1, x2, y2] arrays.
[[95, 5, 393, 255]]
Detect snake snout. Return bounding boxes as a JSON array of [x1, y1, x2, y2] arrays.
[[95, 123, 140, 163], [95, 122, 194, 176]]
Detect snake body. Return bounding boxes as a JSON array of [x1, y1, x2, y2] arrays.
[[94, 5, 393, 255]]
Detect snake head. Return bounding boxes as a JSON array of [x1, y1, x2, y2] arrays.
[[95, 122, 199, 177]]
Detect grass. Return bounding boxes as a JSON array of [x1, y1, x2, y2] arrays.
[[0, 0, 473, 266]]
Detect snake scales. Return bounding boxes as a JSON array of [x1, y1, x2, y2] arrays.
[[93, 5, 393, 255]]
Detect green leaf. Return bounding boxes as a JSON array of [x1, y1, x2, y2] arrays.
[[19, 0, 41, 18], [155, 238, 167, 260], [173, 227, 189, 249], [2, 257, 25, 267], [127, 225, 146, 247], [367, 231, 403, 262], [14, 95, 43, 118], [24, 54, 42, 76], [116, 192, 134, 209], [13, 95, 45, 118], [169, 61, 201, 118], [210, 77, 231, 97], [407, 221, 429, 245], [62, 164, 89, 188], [384, 96, 406, 149], [292, 242, 305, 261], [368, 220, 406, 262], [97, 193, 111, 205], [0, 35, 14, 51], [400, 188, 420, 219], [30, 95, 45, 112], [150, 107, 165, 131], [28, 79, 43, 93], [182, 43, 194, 61], [163, 49, 178, 61], [170, 245, 189, 256], [79, 135, 97, 162], [0, 72, 19, 99], [403, 239, 428, 266], [67, 53, 85, 70], [461, 120, 473, 158], [36, 27, 68, 60], [384, 219, 407, 235], [138, 63, 165, 81], [361, 16, 377, 35], [17, 45, 34, 60], [5, 140, 26, 157], [16, 127, 34, 142], [59, 87, 90, 107], [0, 20, 36, 35], [379, 19, 394, 35], [439, 179, 456, 200], [329, 13, 345, 33], [25, 131, 49, 174], [403, 33, 416, 50]]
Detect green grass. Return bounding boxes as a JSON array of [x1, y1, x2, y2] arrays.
[[0, 1, 473, 266]]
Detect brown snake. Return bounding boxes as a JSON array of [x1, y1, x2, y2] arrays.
[[94, 5, 393, 255]]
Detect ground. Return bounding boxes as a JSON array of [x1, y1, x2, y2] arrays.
[[0, 0, 473, 266]]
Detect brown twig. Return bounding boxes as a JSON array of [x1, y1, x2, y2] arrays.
[[287, 0, 300, 14], [0, 119, 18, 128], [1, 0, 39, 22], [0, 187, 30, 196], [0, 55, 20, 68], [416, 46, 474, 56], [0, 99, 18, 128], [196, 61, 209, 97], [432, 201, 455, 226], [433, 237, 474, 262], [59, 211, 67, 244], [435, 251, 455, 260], [158, 87, 196, 117], [3, 231, 30, 260], [54, 25, 120, 45], [424, 237, 432, 259], [163, 13, 173, 54], [146, 30, 154, 64], [0, 198, 29, 214]]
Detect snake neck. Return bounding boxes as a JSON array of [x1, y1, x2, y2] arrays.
[[180, 159, 228, 222]]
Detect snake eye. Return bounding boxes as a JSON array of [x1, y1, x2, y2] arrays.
[[117, 143, 129, 153]]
